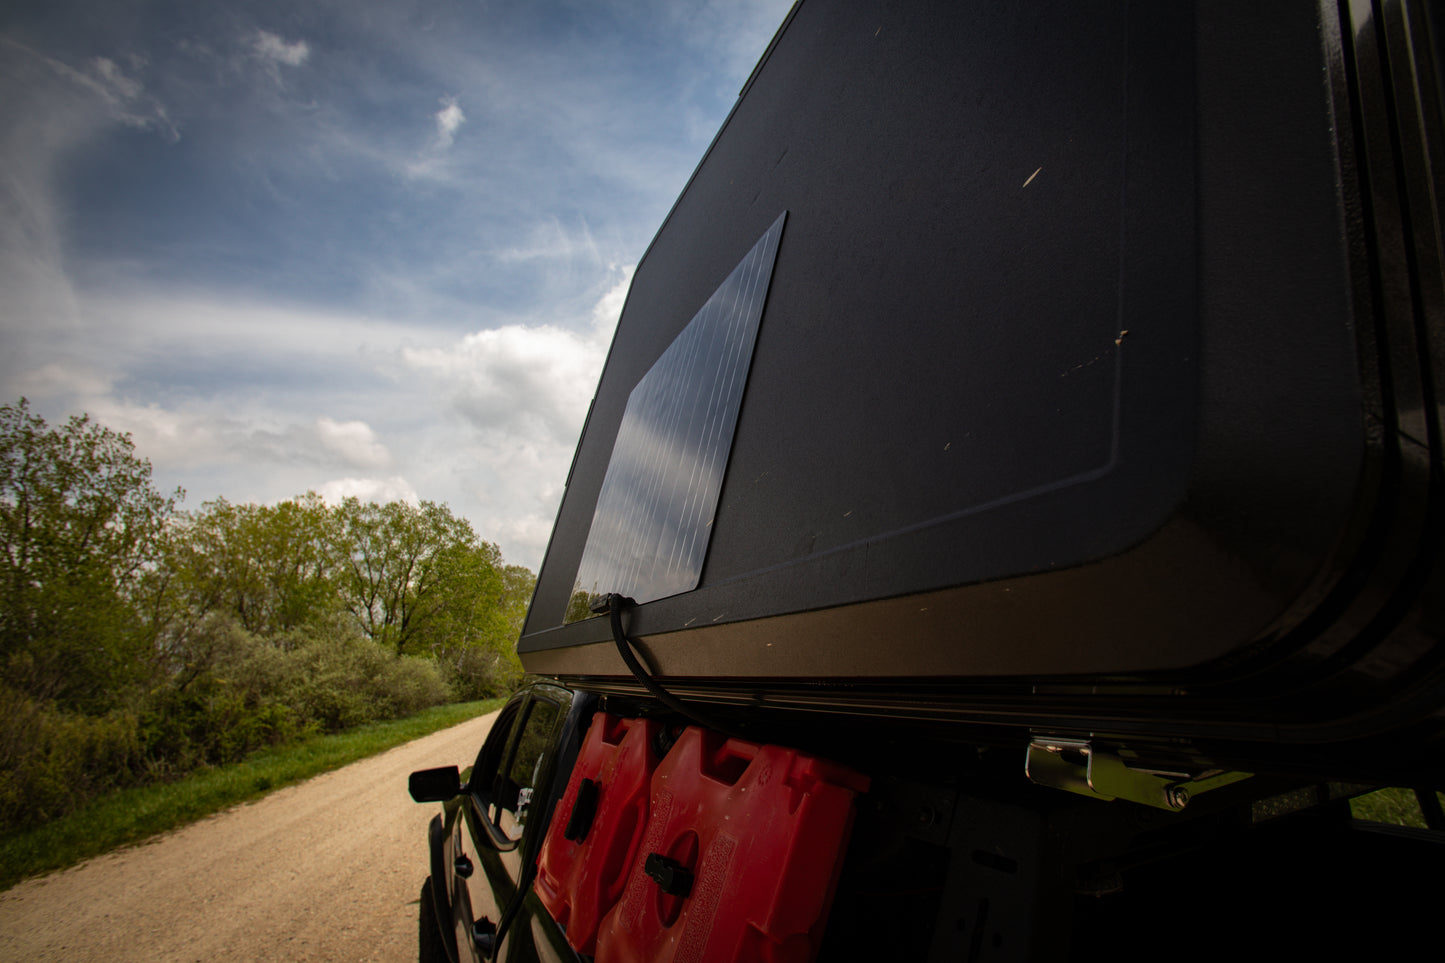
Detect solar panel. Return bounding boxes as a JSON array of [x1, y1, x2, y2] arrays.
[[566, 212, 786, 620]]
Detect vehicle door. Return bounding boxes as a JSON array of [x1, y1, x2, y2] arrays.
[[449, 682, 587, 963]]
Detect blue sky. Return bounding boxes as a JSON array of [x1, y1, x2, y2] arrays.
[[0, 0, 793, 570]]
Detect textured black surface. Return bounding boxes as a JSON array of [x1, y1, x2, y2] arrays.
[[518, 0, 1445, 773], [528, 1, 1208, 651]]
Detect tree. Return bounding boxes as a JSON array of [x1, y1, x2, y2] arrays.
[[333, 498, 489, 655], [0, 399, 182, 709], [161, 492, 534, 697], [165, 494, 341, 640], [414, 549, 533, 696], [499, 564, 536, 637]]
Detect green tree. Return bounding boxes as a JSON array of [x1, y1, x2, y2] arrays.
[[161, 492, 532, 699], [333, 498, 489, 655], [415, 549, 533, 697], [165, 494, 340, 639], [499, 564, 536, 637], [0, 399, 182, 709]]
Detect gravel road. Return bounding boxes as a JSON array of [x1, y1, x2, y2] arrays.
[[0, 709, 500, 963]]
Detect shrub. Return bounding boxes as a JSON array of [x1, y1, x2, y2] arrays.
[[449, 645, 524, 701], [2, 613, 455, 836], [266, 617, 453, 731], [139, 615, 310, 775], [0, 685, 139, 833], [375, 653, 454, 716], [136, 677, 307, 776], [288, 632, 385, 731]]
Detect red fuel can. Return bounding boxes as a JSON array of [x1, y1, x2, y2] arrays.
[[595, 727, 870, 963], [536, 713, 663, 954]]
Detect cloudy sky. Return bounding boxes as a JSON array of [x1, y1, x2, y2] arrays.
[[0, 0, 794, 571]]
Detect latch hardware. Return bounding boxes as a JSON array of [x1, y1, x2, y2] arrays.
[[564, 778, 600, 842], [1026, 737, 1250, 811], [644, 853, 694, 897]]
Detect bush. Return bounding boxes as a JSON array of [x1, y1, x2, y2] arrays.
[[136, 677, 307, 777], [190, 614, 450, 731], [0, 685, 139, 832], [288, 632, 386, 731], [376, 652, 455, 718], [448, 645, 524, 701], [146, 614, 452, 744], [1, 612, 456, 835], [139, 616, 310, 775], [280, 627, 452, 731]]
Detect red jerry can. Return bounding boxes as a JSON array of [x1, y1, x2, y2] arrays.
[[595, 727, 870, 963], [536, 713, 664, 954]]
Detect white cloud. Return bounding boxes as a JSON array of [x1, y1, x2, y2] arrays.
[[79, 56, 175, 139], [253, 31, 309, 67], [69, 292, 448, 369], [404, 95, 468, 179], [75, 401, 372, 477], [592, 264, 633, 331], [1, 40, 177, 144], [493, 216, 602, 266], [435, 96, 465, 148], [400, 264, 630, 447], [9, 363, 111, 401], [0, 40, 169, 393], [315, 476, 420, 506], [92, 57, 143, 100], [5, 273, 638, 568], [395, 266, 633, 564], [317, 416, 393, 469], [81, 401, 234, 469], [65, 397, 429, 520], [403, 323, 602, 442]]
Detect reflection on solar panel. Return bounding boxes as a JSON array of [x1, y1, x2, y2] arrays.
[[567, 213, 786, 620]]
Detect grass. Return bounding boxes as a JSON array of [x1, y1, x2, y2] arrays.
[[1350, 786, 1445, 828], [0, 698, 502, 892]]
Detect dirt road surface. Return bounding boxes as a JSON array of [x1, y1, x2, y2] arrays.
[[0, 709, 500, 963]]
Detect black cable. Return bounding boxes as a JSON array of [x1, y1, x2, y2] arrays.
[[596, 593, 748, 741]]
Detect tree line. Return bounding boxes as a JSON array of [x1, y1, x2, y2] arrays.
[[0, 399, 532, 832]]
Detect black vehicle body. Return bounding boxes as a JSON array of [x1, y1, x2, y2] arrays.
[[409, 684, 584, 963], [414, 0, 1445, 959]]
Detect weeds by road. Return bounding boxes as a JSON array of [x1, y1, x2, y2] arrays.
[[0, 698, 502, 891]]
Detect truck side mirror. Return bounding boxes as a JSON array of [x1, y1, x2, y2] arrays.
[[410, 765, 463, 802]]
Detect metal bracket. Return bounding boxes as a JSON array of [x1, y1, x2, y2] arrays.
[[1026, 737, 1251, 811]]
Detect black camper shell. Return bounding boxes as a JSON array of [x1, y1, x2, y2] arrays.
[[410, 4, 1445, 962], [518, 0, 1445, 784]]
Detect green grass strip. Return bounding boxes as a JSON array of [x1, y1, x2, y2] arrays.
[[0, 698, 502, 892], [1350, 786, 1445, 828]]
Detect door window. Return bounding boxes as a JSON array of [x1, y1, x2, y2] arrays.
[[495, 698, 561, 841]]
